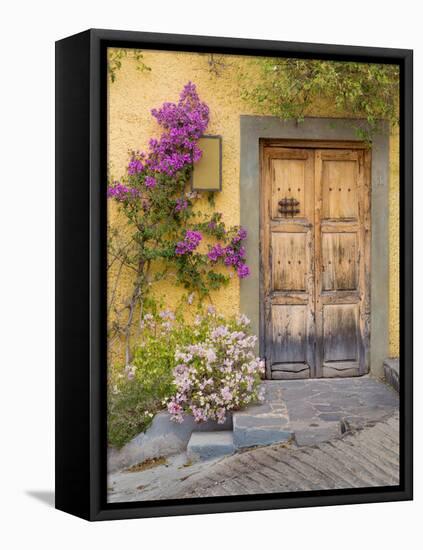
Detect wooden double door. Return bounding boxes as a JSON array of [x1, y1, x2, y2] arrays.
[[261, 141, 371, 379]]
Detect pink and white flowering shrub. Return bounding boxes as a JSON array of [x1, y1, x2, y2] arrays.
[[167, 313, 265, 424]]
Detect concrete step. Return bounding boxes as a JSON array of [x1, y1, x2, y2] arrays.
[[187, 431, 235, 461], [233, 402, 293, 449], [290, 420, 342, 446]]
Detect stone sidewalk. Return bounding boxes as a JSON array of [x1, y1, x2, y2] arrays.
[[169, 411, 399, 499], [108, 376, 399, 502], [266, 377, 399, 445]]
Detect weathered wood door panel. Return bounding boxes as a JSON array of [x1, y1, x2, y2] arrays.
[[272, 232, 308, 291], [261, 144, 370, 379], [262, 148, 315, 379]]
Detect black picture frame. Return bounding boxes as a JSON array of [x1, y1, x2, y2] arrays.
[[55, 28, 413, 521]]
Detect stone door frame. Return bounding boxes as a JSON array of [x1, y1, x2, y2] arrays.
[[239, 116, 389, 378]]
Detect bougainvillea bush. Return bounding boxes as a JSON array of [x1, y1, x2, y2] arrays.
[[167, 311, 265, 425], [107, 82, 250, 364]]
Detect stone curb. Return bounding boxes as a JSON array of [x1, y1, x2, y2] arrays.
[[384, 358, 400, 393], [108, 411, 232, 473]]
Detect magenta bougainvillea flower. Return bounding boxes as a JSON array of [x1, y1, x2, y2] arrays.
[[108, 83, 251, 292], [175, 198, 188, 212], [175, 230, 203, 255], [237, 264, 250, 279], [207, 228, 249, 278], [232, 227, 247, 242], [207, 243, 225, 262], [127, 154, 144, 175], [128, 82, 210, 179], [124, 82, 209, 183], [144, 175, 157, 188], [107, 182, 140, 201]]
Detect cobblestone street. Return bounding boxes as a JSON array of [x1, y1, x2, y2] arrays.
[[169, 412, 399, 499], [108, 377, 399, 503]]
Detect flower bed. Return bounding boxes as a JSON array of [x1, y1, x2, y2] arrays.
[[167, 312, 265, 425], [108, 307, 263, 448]]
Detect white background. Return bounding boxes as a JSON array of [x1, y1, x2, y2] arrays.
[[0, 0, 420, 548]]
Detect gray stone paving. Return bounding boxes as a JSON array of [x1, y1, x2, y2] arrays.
[[108, 410, 399, 502], [107, 452, 222, 503], [108, 376, 400, 502], [165, 411, 400, 499], [264, 377, 398, 446], [233, 384, 292, 448]]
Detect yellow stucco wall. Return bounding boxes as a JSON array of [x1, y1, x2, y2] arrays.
[[389, 128, 400, 357], [108, 49, 400, 362]]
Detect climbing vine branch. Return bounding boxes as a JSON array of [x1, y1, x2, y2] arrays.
[[108, 83, 250, 365], [108, 48, 151, 82]]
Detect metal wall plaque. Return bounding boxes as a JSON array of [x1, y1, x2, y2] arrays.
[[192, 135, 222, 191]]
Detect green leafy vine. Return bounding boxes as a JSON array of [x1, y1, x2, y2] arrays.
[[240, 58, 399, 140], [108, 48, 151, 83]]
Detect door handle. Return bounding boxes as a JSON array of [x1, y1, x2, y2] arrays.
[[278, 197, 300, 216]]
